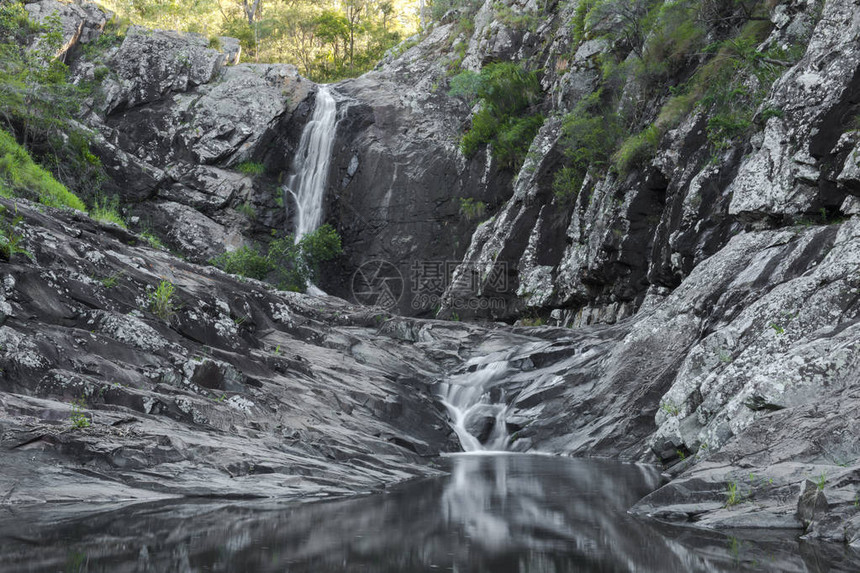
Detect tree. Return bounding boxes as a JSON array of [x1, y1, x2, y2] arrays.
[[343, 0, 365, 72]]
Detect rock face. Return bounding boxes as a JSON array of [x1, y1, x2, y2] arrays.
[[0, 196, 507, 502], [56, 11, 316, 263], [25, 0, 109, 58], [323, 26, 513, 316], [728, 0, 860, 217]]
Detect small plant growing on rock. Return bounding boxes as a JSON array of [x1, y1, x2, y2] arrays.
[[69, 398, 90, 429], [661, 400, 680, 416], [0, 205, 32, 261], [236, 162, 265, 177], [816, 472, 827, 491], [459, 197, 486, 221], [100, 271, 122, 288], [236, 201, 256, 220], [725, 481, 741, 507], [149, 279, 176, 321], [140, 231, 164, 250], [91, 196, 126, 228], [769, 323, 785, 335]]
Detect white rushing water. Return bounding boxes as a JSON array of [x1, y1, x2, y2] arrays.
[[284, 85, 338, 242], [440, 360, 512, 452]]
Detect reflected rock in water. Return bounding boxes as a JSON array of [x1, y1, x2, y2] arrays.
[[1, 455, 858, 572]]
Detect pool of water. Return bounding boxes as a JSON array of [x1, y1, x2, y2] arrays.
[[1, 454, 857, 572]]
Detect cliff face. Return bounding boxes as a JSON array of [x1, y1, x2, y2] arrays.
[[428, 0, 855, 327]]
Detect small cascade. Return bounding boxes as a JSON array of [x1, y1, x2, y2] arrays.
[[440, 361, 512, 452], [284, 85, 339, 242]]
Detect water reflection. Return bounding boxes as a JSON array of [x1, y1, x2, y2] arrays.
[[1, 455, 858, 572]]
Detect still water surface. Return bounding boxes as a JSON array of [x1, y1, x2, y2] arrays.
[[1, 454, 858, 572]]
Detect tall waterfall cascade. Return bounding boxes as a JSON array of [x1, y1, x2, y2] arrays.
[[284, 85, 339, 242], [440, 360, 512, 452]]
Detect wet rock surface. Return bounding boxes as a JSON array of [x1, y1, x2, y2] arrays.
[[0, 197, 504, 503]]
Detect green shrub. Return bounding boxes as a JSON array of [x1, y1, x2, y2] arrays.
[[571, 0, 598, 46], [91, 195, 126, 228], [476, 62, 542, 117], [552, 166, 584, 204], [209, 245, 272, 280], [553, 91, 624, 202], [268, 224, 342, 291], [69, 397, 90, 429], [140, 231, 165, 250], [0, 1, 36, 44], [459, 63, 543, 171], [448, 70, 481, 102], [493, 1, 538, 32], [236, 161, 265, 176], [93, 65, 110, 81], [0, 204, 32, 261], [636, 0, 705, 84], [209, 225, 343, 292], [0, 129, 86, 211], [650, 15, 789, 152], [614, 124, 661, 175], [149, 279, 177, 321], [493, 114, 545, 170], [655, 90, 698, 130], [0, 7, 104, 201], [725, 481, 742, 507], [460, 108, 500, 157]]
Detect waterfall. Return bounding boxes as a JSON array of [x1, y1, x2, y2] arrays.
[[440, 360, 512, 452], [284, 85, 339, 242]]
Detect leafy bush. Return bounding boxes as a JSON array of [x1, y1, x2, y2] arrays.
[[0, 129, 86, 210], [236, 201, 256, 219], [209, 245, 271, 280], [140, 230, 165, 249], [70, 398, 91, 429], [552, 166, 584, 204], [459, 63, 544, 171], [448, 70, 481, 102], [553, 91, 624, 202], [461, 108, 500, 157], [652, 15, 791, 151], [493, 115, 545, 170], [636, 0, 705, 84], [1, 5, 104, 201], [571, 0, 597, 45], [209, 224, 342, 292], [270, 223, 343, 291], [614, 124, 661, 175], [493, 1, 538, 32]]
